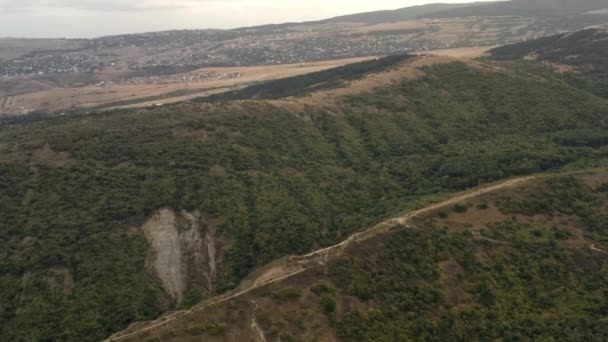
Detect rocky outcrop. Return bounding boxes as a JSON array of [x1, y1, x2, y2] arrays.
[[141, 209, 221, 304], [142, 209, 186, 303]]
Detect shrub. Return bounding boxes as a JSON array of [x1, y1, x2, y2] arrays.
[[273, 287, 302, 301], [596, 182, 608, 192], [186, 322, 227, 336], [280, 332, 297, 342], [320, 293, 337, 316], [206, 322, 228, 336], [311, 281, 336, 296], [453, 204, 468, 213], [186, 325, 206, 336], [180, 288, 203, 309]]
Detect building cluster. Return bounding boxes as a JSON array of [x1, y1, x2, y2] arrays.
[[0, 18, 569, 79], [0, 53, 106, 77]]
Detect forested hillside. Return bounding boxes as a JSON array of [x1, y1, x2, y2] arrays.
[[111, 170, 608, 341], [2, 55, 608, 341], [488, 29, 608, 98]]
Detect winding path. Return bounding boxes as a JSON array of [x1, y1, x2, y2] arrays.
[[105, 176, 533, 341], [590, 244, 608, 255]]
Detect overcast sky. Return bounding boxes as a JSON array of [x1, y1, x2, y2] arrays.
[[0, 0, 496, 38]]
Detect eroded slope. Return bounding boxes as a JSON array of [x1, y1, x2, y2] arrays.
[[109, 170, 608, 341]]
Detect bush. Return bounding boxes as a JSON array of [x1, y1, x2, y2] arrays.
[[273, 287, 302, 301], [311, 281, 336, 296], [206, 322, 228, 336], [320, 293, 337, 316], [186, 325, 206, 336], [180, 288, 203, 309], [453, 204, 468, 213], [185, 322, 227, 336]]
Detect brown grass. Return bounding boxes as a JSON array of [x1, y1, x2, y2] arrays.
[[424, 46, 496, 58], [0, 56, 377, 115]]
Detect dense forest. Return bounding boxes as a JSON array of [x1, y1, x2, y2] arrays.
[[488, 28, 608, 98], [116, 172, 608, 341], [330, 175, 608, 341], [2, 56, 608, 340]]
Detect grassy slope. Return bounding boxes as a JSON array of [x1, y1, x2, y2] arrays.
[[116, 169, 608, 342], [2, 59, 608, 340]]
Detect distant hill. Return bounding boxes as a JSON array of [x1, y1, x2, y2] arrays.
[[489, 28, 608, 61], [320, 2, 492, 24], [429, 0, 608, 18], [307, 0, 608, 25], [230, 2, 494, 31]]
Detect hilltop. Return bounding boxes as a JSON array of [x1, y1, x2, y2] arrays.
[[488, 28, 608, 63], [2, 46, 608, 340], [430, 0, 608, 18], [488, 28, 608, 97]]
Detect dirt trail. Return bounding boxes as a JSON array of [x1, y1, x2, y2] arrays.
[[472, 231, 509, 244], [250, 300, 267, 342], [105, 176, 533, 342], [590, 244, 608, 255]]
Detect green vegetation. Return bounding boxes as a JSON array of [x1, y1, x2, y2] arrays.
[[180, 288, 203, 309], [2, 59, 608, 340], [488, 29, 608, 98], [186, 322, 227, 336], [327, 178, 608, 340], [273, 287, 302, 301], [497, 176, 608, 246], [320, 293, 337, 318], [453, 204, 468, 213]]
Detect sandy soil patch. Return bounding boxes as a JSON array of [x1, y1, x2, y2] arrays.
[[424, 46, 496, 58]]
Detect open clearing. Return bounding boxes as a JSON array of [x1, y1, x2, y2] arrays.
[[424, 46, 496, 58]]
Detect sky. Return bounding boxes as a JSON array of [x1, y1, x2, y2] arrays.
[[0, 0, 497, 38]]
